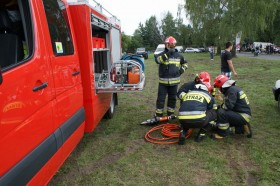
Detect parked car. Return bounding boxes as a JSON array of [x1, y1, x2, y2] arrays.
[[136, 47, 148, 59], [184, 48, 201, 53], [274, 46, 280, 54], [175, 46, 184, 53], [154, 44, 165, 57], [199, 48, 207, 52], [272, 80, 280, 112]]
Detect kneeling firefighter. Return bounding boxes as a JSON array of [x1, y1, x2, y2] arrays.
[[154, 36, 188, 117], [213, 75, 252, 139], [177, 71, 213, 97], [177, 83, 217, 145]]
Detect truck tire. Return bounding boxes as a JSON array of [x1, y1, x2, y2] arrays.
[[144, 54, 148, 59], [104, 93, 117, 119]]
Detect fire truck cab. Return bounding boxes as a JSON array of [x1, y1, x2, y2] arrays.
[[0, 0, 144, 185]]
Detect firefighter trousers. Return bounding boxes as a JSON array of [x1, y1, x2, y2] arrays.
[[179, 109, 217, 132], [156, 83, 178, 116], [217, 108, 248, 127]]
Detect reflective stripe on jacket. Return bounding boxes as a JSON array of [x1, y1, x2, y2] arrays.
[[178, 90, 215, 121], [223, 86, 251, 116], [155, 49, 187, 85]]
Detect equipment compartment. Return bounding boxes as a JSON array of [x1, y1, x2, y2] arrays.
[[96, 60, 145, 93]]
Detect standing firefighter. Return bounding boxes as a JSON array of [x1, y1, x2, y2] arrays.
[[154, 36, 188, 117], [213, 75, 252, 139], [177, 83, 217, 145]]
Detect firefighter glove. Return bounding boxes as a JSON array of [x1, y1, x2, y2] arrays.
[[161, 53, 169, 62]]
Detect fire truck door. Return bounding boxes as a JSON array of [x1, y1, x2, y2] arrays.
[[42, 0, 84, 130], [0, 0, 54, 182]]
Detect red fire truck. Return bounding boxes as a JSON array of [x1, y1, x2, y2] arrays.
[[0, 0, 145, 185]]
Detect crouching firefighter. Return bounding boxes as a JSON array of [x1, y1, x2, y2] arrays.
[[213, 75, 252, 139], [177, 71, 213, 97], [177, 83, 217, 145], [154, 36, 188, 117]]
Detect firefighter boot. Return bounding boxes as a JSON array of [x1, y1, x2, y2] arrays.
[[234, 126, 244, 134], [167, 107, 175, 116], [154, 113, 163, 117], [211, 123, 230, 140], [243, 123, 252, 138], [155, 109, 163, 117], [178, 130, 186, 145], [195, 128, 207, 142], [167, 111, 175, 116]]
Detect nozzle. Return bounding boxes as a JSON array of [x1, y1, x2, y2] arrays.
[[168, 115, 177, 120], [140, 115, 177, 125], [140, 118, 158, 125]]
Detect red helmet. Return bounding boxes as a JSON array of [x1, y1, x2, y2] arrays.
[[196, 71, 211, 84], [204, 82, 213, 94], [165, 36, 177, 47], [214, 75, 229, 88]]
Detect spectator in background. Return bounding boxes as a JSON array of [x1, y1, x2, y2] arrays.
[[220, 41, 237, 79], [209, 46, 214, 60]]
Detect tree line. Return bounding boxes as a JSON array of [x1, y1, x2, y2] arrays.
[[122, 0, 280, 54]]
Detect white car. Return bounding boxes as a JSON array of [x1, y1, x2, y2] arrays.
[[175, 46, 184, 53], [184, 48, 201, 53], [154, 44, 165, 56]]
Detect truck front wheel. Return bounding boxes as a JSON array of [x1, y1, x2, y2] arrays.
[[104, 93, 117, 119], [144, 54, 148, 59]]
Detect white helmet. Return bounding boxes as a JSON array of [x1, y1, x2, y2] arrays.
[[194, 84, 208, 92], [221, 80, 236, 88]]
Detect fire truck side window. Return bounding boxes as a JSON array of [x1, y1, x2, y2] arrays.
[[42, 0, 74, 56], [0, 0, 32, 70]]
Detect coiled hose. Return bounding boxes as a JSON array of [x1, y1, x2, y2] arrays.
[[144, 123, 193, 144]]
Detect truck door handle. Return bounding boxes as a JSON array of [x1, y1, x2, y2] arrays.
[[72, 71, 80, 76], [33, 82, 48, 92]]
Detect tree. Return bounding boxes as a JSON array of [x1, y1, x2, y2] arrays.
[[136, 16, 162, 51], [185, 0, 279, 53], [121, 32, 131, 53], [161, 12, 177, 40], [256, 3, 280, 44], [128, 29, 143, 53]]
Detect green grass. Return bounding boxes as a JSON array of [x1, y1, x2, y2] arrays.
[[49, 53, 280, 186]]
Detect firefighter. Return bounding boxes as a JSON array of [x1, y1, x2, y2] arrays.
[[177, 71, 212, 97], [154, 36, 188, 116], [177, 83, 217, 145], [212, 75, 252, 139]]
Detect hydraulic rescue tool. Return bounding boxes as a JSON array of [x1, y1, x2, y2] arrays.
[[140, 115, 177, 125]]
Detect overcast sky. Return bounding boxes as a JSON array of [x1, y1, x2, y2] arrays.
[[94, 0, 188, 35]]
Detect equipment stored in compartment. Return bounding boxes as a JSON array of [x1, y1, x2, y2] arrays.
[[97, 59, 145, 93]]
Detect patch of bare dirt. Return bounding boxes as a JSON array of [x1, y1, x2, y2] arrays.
[[193, 169, 212, 186], [226, 136, 259, 186]]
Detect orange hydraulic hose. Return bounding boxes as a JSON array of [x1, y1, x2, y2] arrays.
[[144, 123, 192, 144]]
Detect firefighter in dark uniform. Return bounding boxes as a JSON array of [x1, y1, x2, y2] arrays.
[[154, 36, 188, 117], [177, 83, 217, 145], [213, 75, 252, 139], [177, 71, 212, 97]]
